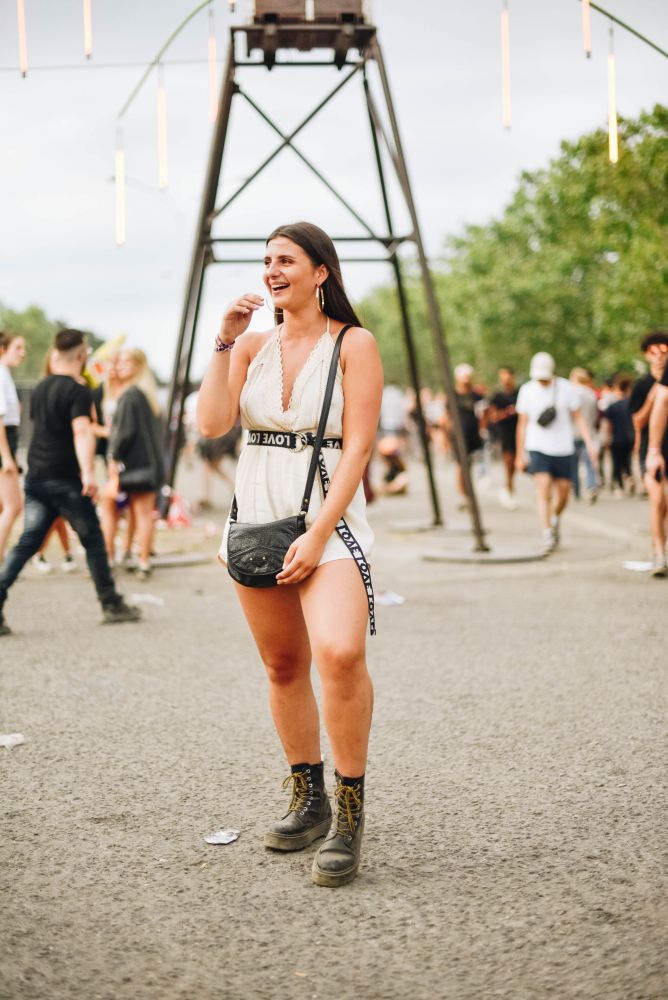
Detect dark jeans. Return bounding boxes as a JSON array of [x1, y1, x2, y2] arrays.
[[611, 442, 632, 489], [0, 478, 119, 609]]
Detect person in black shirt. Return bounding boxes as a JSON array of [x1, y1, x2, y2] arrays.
[[445, 363, 484, 509], [603, 377, 634, 493], [488, 366, 519, 510], [0, 329, 140, 636], [630, 331, 668, 578]]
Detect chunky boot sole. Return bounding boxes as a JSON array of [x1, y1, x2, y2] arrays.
[[311, 815, 364, 887], [264, 814, 332, 852], [311, 855, 360, 887]]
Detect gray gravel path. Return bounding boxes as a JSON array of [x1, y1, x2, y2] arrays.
[[1, 465, 666, 1000]]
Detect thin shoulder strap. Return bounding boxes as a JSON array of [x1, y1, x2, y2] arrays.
[[299, 324, 351, 516]]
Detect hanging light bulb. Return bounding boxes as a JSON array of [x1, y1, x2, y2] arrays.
[[16, 0, 28, 77], [305, 0, 315, 21], [83, 0, 93, 59], [157, 63, 169, 189], [501, 0, 512, 129], [582, 0, 592, 58], [607, 23, 619, 163], [115, 128, 126, 246], [208, 4, 218, 123]]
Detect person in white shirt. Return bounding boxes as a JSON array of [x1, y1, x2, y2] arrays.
[[516, 352, 597, 552], [0, 332, 27, 562]]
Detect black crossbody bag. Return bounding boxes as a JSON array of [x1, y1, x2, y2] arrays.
[[227, 326, 348, 589], [537, 381, 558, 427]]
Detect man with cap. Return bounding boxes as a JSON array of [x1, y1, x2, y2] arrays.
[[515, 352, 597, 552]]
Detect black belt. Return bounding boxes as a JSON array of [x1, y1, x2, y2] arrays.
[[247, 430, 342, 451]]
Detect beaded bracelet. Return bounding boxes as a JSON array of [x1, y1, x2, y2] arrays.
[[214, 335, 234, 353]]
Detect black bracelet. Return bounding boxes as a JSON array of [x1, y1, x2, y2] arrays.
[[214, 335, 234, 353]]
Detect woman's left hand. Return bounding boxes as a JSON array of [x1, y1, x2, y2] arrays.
[[276, 529, 326, 585]]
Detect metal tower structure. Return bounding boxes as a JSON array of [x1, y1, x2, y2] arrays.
[[164, 0, 488, 550]]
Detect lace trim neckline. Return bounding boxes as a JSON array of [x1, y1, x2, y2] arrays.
[[276, 318, 331, 414]]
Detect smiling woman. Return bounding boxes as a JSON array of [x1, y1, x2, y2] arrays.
[[196, 220, 383, 889]]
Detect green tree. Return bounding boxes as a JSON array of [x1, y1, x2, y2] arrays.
[[361, 104, 668, 386], [0, 303, 103, 382]]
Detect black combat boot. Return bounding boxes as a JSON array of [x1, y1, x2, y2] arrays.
[[312, 771, 364, 887], [264, 761, 332, 851]]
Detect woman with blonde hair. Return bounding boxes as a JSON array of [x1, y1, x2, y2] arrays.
[[0, 332, 27, 563], [107, 349, 164, 580]]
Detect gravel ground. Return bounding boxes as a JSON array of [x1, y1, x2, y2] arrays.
[[1, 465, 666, 1000]]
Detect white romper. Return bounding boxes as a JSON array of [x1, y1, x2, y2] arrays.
[[219, 328, 374, 569]]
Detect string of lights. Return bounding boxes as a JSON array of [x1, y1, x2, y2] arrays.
[[7, 0, 666, 245]]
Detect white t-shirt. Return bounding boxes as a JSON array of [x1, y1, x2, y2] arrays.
[[0, 364, 20, 426], [516, 376, 580, 456]]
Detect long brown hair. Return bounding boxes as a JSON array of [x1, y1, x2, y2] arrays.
[[266, 222, 361, 328], [0, 331, 20, 355]]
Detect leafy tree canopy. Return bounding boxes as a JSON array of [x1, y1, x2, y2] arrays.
[[360, 104, 667, 387], [0, 303, 103, 383]]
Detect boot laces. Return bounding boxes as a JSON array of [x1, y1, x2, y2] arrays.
[[282, 771, 312, 815], [334, 782, 362, 838]]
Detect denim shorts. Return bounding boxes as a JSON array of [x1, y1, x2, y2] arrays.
[[529, 450, 574, 480]]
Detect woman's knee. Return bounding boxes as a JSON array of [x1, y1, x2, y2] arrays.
[[316, 640, 365, 686], [263, 650, 309, 687]]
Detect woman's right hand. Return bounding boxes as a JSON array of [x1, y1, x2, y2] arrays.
[[219, 294, 264, 345]]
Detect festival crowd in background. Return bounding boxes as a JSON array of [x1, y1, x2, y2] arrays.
[[0, 325, 667, 636]]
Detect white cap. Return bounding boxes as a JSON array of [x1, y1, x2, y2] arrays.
[[454, 363, 474, 380], [530, 352, 555, 380]]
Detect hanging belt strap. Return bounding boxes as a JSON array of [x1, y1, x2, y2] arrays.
[[315, 451, 376, 636]]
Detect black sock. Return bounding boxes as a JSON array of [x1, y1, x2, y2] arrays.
[[336, 770, 365, 797], [291, 761, 323, 775]]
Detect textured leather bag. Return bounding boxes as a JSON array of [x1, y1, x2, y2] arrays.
[[227, 326, 349, 588]]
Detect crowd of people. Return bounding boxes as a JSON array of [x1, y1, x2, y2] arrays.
[[0, 328, 167, 636], [375, 331, 668, 573], [0, 246, 665, 897]]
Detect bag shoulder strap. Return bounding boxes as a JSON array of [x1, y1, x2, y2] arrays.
[[230, 324, 351, 523], [300, 324, 351, 516]]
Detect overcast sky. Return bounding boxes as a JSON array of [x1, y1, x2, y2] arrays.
[[1, 0, 666, 379]]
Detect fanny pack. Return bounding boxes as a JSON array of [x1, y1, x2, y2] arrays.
[[537, 382, 558, 427]]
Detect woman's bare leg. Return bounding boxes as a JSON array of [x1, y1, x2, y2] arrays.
[[130, 492, 156, 564], [0, 471, 23, 562], [234, 582, 319, 764], [100, 497, 119, 560], [53, 517, 71, 554], [298, 560, 373, 778]]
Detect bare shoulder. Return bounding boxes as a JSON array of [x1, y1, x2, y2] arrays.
[[234, 327, 276, 363], [338, 325, 380, 367]]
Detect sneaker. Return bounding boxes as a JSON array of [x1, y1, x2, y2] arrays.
[[101, 599, 142, 625], [32, 554, 53, 574], [550, 514, 560, 549], [134, 562, 152, 582], [61, 554, 76, 573], [651, 555, 667, 579], [585, 488, 598, 505], [0, 610, 11, 637], [498, 488, 518, 511], [542, 527, 555, 553]]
